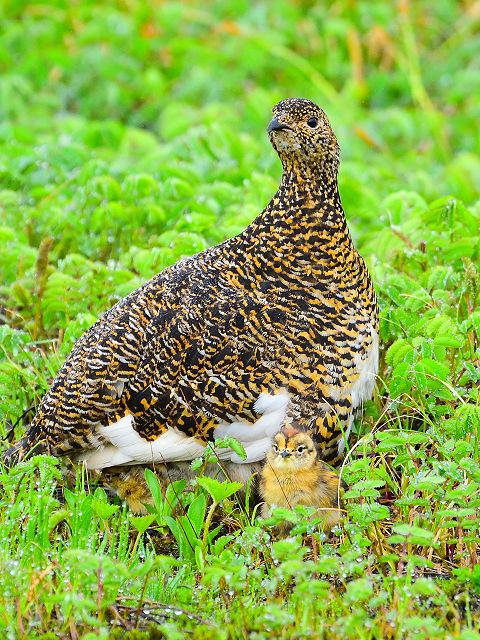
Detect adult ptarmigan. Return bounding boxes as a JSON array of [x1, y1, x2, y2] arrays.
[[3, 98, 378, 478]]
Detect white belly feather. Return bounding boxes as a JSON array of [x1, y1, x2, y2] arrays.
[[80, 329, 378, 471], [79, 390, 291, 470]]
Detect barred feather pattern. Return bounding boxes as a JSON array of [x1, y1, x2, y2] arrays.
[[4, 98, 378, 469]]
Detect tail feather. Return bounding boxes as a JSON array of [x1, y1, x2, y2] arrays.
[[1, 429, 46, 468]]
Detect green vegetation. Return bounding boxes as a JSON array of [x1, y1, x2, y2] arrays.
[[1, 1, 479, 638]]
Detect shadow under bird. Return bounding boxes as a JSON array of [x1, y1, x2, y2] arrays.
[[3, 98, 378, 509]]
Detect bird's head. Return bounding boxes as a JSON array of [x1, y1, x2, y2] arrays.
[[267, 98, 339, 174], [267, 425, 318, 472]]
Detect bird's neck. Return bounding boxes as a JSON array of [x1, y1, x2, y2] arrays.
[[241, 165, 353, 269], [272, 166, 346, 228]]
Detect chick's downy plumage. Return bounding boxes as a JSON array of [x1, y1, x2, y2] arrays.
[[260, 425, 343, 530], [4, 98, 378, 477]]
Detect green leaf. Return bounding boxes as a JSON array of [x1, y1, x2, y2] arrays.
[[348, 503, 390, 525], [48, 509, 70, 532], [211, 534, 234, 556], [415, 358, 450, 384], [414, 474, 446, 491], [177, 515, 202, 552], [129, 513, 157, 534], [91, 498, 119, 520], [345, 577, 374, 604], [385, 339, 414, 367], [197, 476, 243, 503], [389, 371, 413, 398], [344, 479, 385, 500], [164, 479, 187, 517], [214, 435, 247, 460], [163, 515, 195, 561], [144, 468, 165, 513], [389, 524, 435, 546], [187, 494, 206, 537], [403, 433, 430, 445]]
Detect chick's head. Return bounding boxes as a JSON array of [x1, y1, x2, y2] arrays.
[[267, 426, 318, 471], [267, 98, 339, 172]]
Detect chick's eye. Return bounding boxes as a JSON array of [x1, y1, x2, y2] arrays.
[[307, 116, 318, 128], [273, 443, 279, 452], [296, 445, 306, 453]]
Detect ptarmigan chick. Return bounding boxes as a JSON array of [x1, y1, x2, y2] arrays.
[[260, 425, 343, 532]]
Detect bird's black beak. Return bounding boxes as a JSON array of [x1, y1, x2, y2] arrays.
[[280, 450, 292, 458], [267, 117, 291, 134]]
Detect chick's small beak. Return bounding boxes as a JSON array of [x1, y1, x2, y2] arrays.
[[280, 450, 292, 458], [267, 117, 291, 134]]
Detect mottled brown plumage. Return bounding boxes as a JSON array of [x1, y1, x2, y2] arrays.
[[3, 98, 378, 483], [102, 460, 262, 514], [260, 426, 343, 532]]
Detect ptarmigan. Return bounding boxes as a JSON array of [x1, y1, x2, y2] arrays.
[[3, 98, 378, 485], [260, 424, 343, 532]]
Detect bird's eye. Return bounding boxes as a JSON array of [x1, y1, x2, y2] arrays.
[[273, 443, 279, 452], [297, 445, 306, 453], [307, 116, 318, 128]]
